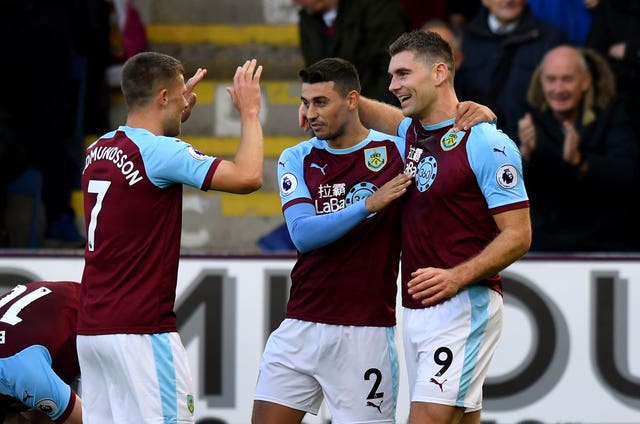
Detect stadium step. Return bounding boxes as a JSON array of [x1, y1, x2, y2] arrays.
[[108, 80, 306, 140], [102, 1, 306, 251]]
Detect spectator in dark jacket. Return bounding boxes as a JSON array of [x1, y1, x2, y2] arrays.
[[518, 45, 640, 251], [295, 0, 409, 105], [456, 0, 567, 140], [587, 0, 640, 145]]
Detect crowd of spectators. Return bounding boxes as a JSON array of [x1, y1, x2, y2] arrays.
[[288, 0, 640, 253], [1, 0, 638, 253]]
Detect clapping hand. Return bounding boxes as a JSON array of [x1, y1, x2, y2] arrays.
[[517, 113, 536, 162]]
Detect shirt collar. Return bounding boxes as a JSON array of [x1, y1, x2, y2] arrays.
[[487, 13, 519, 35]]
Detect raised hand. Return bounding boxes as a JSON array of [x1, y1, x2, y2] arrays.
[[181, 67, 207, 122], [226, 59, 263, 118], [561, 121, 581, 166], [517, 112, 536, 162]]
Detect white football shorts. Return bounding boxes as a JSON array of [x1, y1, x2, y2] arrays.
[[402, 285, 503, 412], [254, 319, 400, 423], [77, 332, 195, 423]]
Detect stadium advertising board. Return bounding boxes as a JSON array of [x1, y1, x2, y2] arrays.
[[0, 255, 638, 423]]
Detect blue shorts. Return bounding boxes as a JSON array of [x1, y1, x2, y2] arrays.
[[0, 345, 72, 421]]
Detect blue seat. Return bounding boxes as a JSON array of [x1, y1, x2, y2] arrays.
[[257, 222, 296, 252], [6, 169, 43, 248]]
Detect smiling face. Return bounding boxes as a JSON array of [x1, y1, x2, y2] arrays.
[[388, 50, 439, 120], [540, 46, 591, 120], [301, 80, 351, 142], [482, 0, 526, 24]]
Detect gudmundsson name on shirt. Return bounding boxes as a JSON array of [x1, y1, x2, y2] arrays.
[[83, 146, 144, 186]]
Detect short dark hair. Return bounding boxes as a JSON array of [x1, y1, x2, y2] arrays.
[[299, 57, 361, 96], [121, 52, 185, 108], [389, 30, 454, 76]]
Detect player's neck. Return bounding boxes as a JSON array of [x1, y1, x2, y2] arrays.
[[328, 124, 370, 150], [126, 111, 163, 136], [419, 92, 459, 126]]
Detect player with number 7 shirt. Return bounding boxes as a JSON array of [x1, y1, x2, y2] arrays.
[[78, 52, 264, 423]]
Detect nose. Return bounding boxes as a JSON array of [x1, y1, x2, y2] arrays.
[[388, 75, 400, 93], [306, 104, 318, 119], [549, 82, 565, 97]]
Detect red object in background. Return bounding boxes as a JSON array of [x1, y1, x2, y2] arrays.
[[399, 0, 448, 30], [121, 0, 147, 59], [109, 0, 147, 64]]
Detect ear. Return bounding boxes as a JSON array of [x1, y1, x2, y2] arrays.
[[157, 88, 169, 106], [433, 62, 450, 86], [347, 90, 360, 110]]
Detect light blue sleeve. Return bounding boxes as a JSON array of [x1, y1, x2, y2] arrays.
[[127, 128, 216, 190], [0, 345, 72, 421], [466, 123, 529, 209], [283, 202, 369, 253], [277, 143, 312, 205], [397, 117, 412, 140], [277, 142, 370, 253]]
